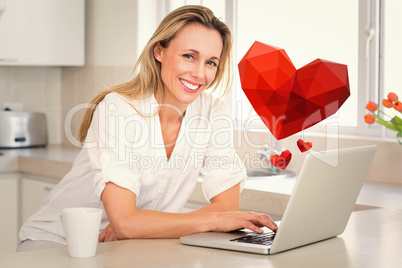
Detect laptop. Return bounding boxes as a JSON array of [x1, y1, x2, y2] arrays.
[[180, 145, 377, 255]]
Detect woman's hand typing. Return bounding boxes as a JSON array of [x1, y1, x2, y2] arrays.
[[215, 211, 278, 234]]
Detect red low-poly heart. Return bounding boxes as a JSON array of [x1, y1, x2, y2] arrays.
[[238, 41, 350, 140], [297, 139, 312, 152], [269, 150, 292, 170]]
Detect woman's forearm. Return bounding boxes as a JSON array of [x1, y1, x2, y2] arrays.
[[113, 209, 278, 240], [113, 210, 218, 239], [101, 182, 277, 241]]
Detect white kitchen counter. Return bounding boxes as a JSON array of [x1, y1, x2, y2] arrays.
[[0, 145, 79, 179], [0, 208, 401, 268], [0, 145, 79, 163]]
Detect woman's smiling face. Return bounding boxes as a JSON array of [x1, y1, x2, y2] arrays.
[[154, 22, 223, 111]]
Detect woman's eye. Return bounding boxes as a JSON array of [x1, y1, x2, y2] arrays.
[[183, 54, 194, 60], [207, 61, 217, 67]]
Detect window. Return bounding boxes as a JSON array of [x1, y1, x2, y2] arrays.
[[381, 0, 402, 139], [160, 0, 396, 140], [235, 0, 359, 128]]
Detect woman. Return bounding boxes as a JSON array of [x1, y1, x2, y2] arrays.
[[18, 5, 277, 251]]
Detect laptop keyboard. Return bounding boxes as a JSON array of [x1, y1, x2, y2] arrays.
[[230, 232, 276, 246]]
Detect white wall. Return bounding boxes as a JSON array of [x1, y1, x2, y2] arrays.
[[85, 0, 138, 66]]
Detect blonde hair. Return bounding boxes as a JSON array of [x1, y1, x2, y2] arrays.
[[77, 5, 233, 143]]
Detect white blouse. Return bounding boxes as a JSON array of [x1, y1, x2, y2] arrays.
[[19, 92, 247, 245]]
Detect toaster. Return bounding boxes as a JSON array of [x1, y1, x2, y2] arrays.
[[0, 110, 48, 148]]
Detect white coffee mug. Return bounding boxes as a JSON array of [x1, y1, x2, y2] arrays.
[[60, 207, 102, 258]]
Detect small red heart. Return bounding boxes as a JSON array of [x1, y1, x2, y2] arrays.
[[297, 139, 312, 152], [238, 41, 350, 140], [269, 150, 292, 170]]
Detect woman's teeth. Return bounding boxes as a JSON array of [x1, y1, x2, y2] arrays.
[[180, 79, 199, 91]]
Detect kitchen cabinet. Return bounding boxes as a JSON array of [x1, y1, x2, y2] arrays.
[[0, 173, 20, 254], [20, 175, 57, 224], [0, 0, 85, 66]]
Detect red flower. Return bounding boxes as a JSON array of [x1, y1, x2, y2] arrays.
[[393, 101, 402, 112], [364, 114, 375, 124], [365, 101, 378, 112], [365, 92, 402, 145], [387, 92, 399, 102], [382, 99, 393, 108], [297, 139, 312, 152], [269, 150, 292, 170]]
